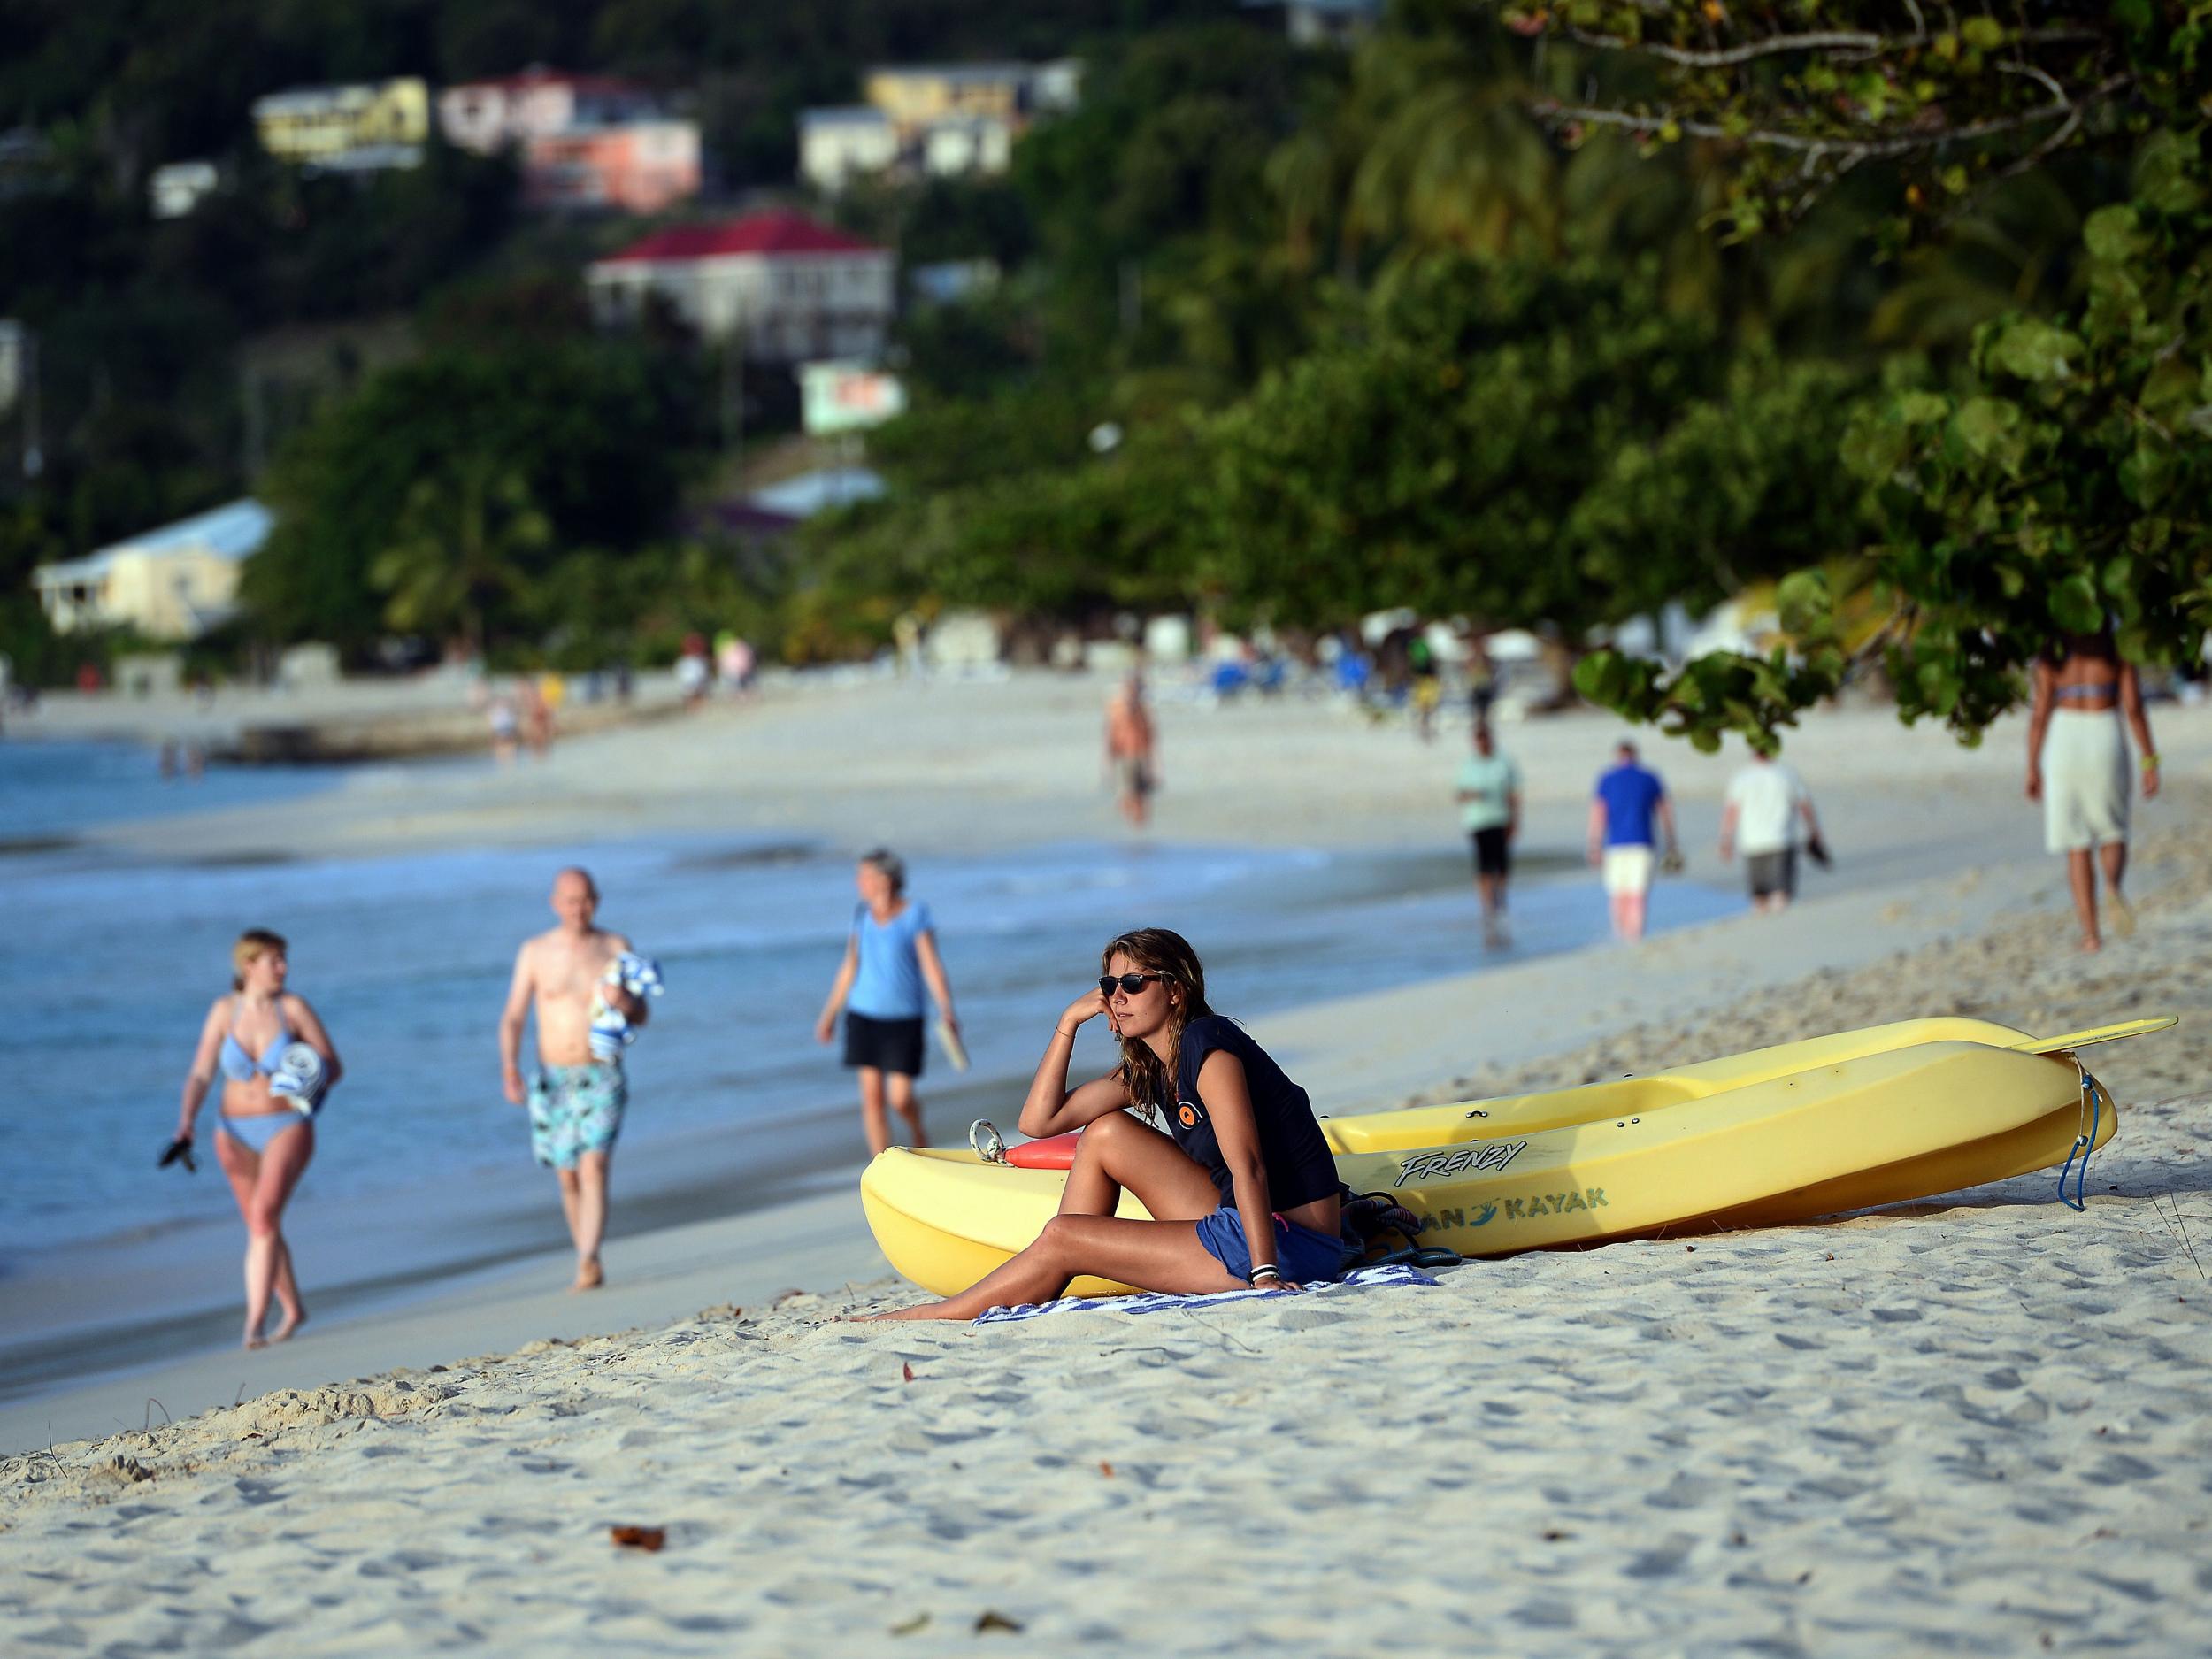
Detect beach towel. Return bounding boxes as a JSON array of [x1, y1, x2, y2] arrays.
[[265, 1042, 329, 1115], [588, 951, 665, 1061], [972, 1262, 1440, 1325]]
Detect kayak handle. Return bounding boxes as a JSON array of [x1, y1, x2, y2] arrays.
[[2057, 1064, 2104, 1213]]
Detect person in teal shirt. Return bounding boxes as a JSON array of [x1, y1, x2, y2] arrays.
[[1455, 723, 1522, 948], [816, 849, 962, 1155]]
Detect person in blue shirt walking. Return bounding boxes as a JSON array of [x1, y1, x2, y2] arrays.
[[816, 849, 962, 1154], [1587, 741, 1680, 941]]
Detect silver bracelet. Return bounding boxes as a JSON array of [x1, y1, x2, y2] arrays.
[[1248, 1264, 1281, 1284]]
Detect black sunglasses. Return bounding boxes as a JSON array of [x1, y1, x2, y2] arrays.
[[1100, 972, 1170, 997]]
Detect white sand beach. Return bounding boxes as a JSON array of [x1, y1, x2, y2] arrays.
[[4, 681, 2208, 1653]]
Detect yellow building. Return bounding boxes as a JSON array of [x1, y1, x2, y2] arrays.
[[252, 80, 429, 168], [860, 66, 1032, 135], [32, 501, 272, 640]]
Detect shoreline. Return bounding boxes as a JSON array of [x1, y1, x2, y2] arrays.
[[6, 808, 2200, 1452], [50, 672, 2200, 866], [3, 823, 2205, 1652], [2, 680, 2206, 1651], [5, 667, 692, 764], [0, 843, 1716, 1407], [4, 680, 2205, 1430]]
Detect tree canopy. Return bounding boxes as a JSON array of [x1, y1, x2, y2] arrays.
[[4, 0, 2204, 723], [1536, 4, 2212, 749]]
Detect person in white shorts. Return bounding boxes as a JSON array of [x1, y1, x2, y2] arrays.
[[2025, 632, 2160, 952], [1721, 750, 1823, 913], [1587, 741, 1679, 941]]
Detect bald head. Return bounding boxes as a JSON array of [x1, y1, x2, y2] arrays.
[[551, 866, 600, 930]]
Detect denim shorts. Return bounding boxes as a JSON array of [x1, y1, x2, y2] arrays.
[[1194, 1208, 1356, 1285]]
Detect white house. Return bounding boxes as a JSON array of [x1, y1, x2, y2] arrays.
[[920, 117, 1013, 180], [32, 499, 273, 640], [1244, 0, 1381, 48], [149, 160, 219, 219], [1032, 58, 1085, 113], [798, 107, 901, 195], [796, 60, 1082, 193], [586, 212, 896, 364]]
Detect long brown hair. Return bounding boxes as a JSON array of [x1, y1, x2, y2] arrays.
[[1102, 927, 1213, 1117]]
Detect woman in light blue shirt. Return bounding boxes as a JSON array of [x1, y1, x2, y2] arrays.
[[815, 849, 961, 1154]]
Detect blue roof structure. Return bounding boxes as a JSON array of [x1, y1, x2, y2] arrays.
[[36, 499, 273, 583], [746, 468, 886, 518]]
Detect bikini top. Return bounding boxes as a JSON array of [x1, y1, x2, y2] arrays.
[[2054, 679, 2116, 703], [219, 1001, 294, 1082]]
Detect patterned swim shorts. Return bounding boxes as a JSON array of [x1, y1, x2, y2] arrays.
[[527, 1062, 626, 1170]]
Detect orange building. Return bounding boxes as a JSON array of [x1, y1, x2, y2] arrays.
[[523, 121, 700, 213]]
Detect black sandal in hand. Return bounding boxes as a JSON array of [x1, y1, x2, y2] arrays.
[[158, 1136, 196, 1173]]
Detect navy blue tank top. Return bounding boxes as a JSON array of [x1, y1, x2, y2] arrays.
[[1166, 1016, 1340, 1212]]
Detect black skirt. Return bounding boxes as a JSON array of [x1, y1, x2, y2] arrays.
[[844, 1010, 926, 1077]]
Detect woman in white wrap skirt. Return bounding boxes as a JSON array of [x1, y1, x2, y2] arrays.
[[2025, 632, 2161, 952]]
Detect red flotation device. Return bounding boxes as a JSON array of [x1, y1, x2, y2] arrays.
[[1007, 1131, 1081, 1170]]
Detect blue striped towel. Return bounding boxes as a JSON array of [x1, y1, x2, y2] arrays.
[[588, 952, 665, 1060], [973, 1262, 1440, 1325]]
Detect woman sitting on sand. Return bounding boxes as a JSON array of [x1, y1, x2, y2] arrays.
[[868, 927, 1350, 1320], [172, 929, 342, 1348]]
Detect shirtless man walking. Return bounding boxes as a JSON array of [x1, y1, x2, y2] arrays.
[[1105, 673, 1157, 828], [499, 867, 645, 1289]]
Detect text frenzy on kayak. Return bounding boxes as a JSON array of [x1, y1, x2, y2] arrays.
[[1391, 1140, 1529, 1188]]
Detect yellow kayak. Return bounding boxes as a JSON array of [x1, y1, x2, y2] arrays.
[[860, 1017, 2165, 1297]]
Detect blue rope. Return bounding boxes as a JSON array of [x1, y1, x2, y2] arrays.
[[2057, 1072, 2104, 1212]]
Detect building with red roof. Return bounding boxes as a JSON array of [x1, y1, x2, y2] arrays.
[[586, 211, 895, 364]]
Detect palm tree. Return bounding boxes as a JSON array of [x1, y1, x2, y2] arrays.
[[370, 459, 551, 658], [1277, 27, 1562, 278]]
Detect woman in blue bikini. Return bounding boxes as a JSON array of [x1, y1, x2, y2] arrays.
[[866, 926, 1350, 1320], [173, 929, 343, 1348]]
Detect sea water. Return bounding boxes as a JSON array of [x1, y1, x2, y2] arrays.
[[0, 738, 334, 843], [0, 742, 1738, 1257]]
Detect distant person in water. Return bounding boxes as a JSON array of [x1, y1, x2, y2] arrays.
[[171, 929, 343, 1348], [2026, 629, 2160, 952], [817, 849, 961, 1156], [864, 927, 1352, 1320], [1720, 749, 1824, 914], [499, 868, 647, 1290], [1105, 674, 1157, 827], [1588, 740, 1679, 941], [1455, 722, 1521, 948]]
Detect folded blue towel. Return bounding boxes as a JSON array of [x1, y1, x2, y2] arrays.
[[588, 951, 665, 1060], [972, 1262, 1440, 1325], [266, 1042, 329, 1115]]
